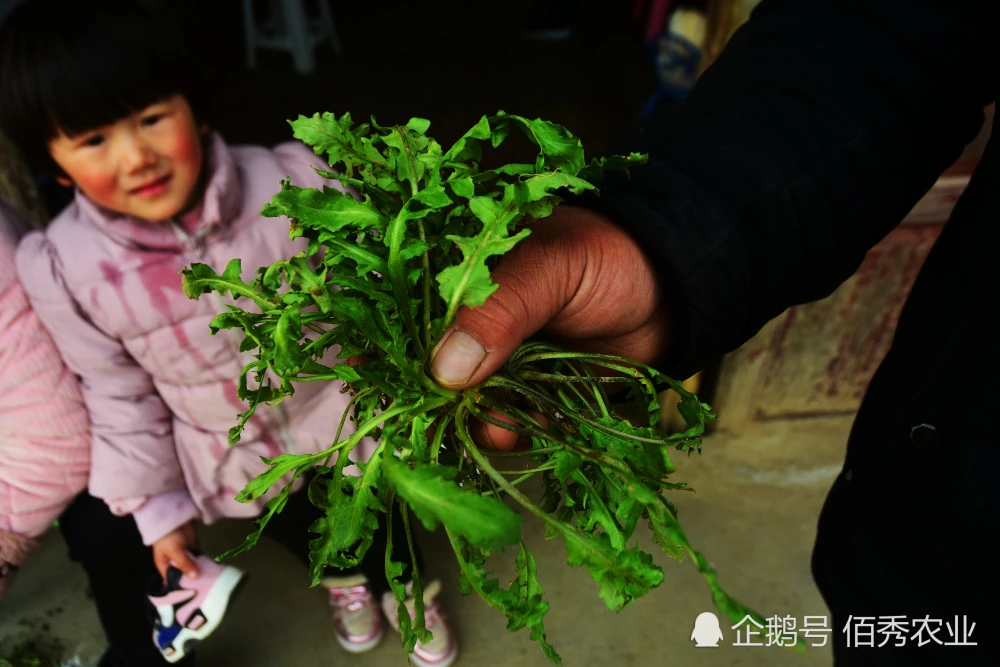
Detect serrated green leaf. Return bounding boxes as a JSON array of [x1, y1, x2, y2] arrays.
[[441, 115, 491, 164], [499, 113, 585, 174], [552, 451, 581, 481], [384, 455, 521, 549], [308, 456, 386, 582], [236, 453, 312, 503], [406, 117, 431, 134], [564, 533, 663, 611], [181, 259, 273, 311], [262, 181, 387, 234]]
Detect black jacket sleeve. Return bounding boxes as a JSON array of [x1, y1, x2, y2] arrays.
[[586, 0, 997, 380]]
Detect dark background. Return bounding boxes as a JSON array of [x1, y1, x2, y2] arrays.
[[1, 0, 669, 214], [185, 0, 660, 156]]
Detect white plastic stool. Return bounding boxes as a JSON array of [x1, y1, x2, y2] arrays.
[[242, 0, 342, 75]]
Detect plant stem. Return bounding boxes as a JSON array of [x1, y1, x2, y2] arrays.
[[317, 395, 449, 467], [418, 219, 432, 351], [484, 376, 692, 448], [484, 446, 561, 458], [324, 388, 376, 467], [457, 402, 568, 529], [401, 503, 429, 639], [385, 126, 426, 359], [429, 411, 453, 464], [517, 371, 635, 385], [456, 404, 621, 575], [386, 211, 424, 359], [393, 125, 434, 353], [467, 396, 633, 477], [494, 464, 557, 475]]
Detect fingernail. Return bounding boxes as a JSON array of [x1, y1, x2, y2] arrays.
[[431, 330, 486, 387]]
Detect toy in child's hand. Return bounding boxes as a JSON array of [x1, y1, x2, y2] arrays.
[[181, 111, 766, 663]]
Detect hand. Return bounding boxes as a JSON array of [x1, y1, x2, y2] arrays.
[[429, 205, 673, 450], [152, 521, 199, 581]]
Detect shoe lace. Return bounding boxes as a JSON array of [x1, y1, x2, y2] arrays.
[[330, 585, 372, 613]]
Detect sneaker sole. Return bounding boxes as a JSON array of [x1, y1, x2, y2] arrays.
[[161, 566, 247, 663], [409, 646, 459, 667], [334, 624, 385, 654]]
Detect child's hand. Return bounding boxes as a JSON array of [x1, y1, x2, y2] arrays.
[[152, 521, 199, 581]]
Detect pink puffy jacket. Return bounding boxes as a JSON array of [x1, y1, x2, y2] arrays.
[[0, 197, 90, 596], [16, 134, 372, 545]]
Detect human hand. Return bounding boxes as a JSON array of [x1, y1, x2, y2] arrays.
[[429, 205, 673, 450], [152, 521, 199, 581]]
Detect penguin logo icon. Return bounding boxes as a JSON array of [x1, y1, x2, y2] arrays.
[[691, 611, 724, 647]]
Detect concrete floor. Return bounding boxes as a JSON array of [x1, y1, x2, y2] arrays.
[[1, 415, 851, 666]]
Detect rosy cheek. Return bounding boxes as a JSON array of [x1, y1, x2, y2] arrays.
[[166, 127, 203, 175], [71, 165, 120, 203]]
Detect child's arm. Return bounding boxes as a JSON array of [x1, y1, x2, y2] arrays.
[[14, 232, 200, 547]]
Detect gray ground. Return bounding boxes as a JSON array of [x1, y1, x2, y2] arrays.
[[1, 415, 850, 667]]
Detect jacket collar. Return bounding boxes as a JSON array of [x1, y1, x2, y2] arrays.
[[73, 132, 240, 251]]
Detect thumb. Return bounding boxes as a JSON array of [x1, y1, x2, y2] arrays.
[[429, 209, 587, 390]]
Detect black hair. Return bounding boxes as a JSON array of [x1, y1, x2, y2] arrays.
[[0, 0, 209, 176]]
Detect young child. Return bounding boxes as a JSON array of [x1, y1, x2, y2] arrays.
[[0, 1, 456, 665]]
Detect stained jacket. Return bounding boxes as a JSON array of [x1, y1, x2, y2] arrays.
[[16, 133, 372, 545]]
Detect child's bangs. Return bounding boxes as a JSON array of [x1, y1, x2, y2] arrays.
[[39, 25, 195, 140]]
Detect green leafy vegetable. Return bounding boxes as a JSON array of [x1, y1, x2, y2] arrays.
[[181, 110, 771, 661]]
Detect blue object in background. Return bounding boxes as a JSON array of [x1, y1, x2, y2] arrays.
[[643, 10, 704, 117]]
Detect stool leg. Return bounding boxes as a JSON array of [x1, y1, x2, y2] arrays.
[[282, 0, 315, 74], [242, 0, 257, 69], [319, 0, 343, 55]]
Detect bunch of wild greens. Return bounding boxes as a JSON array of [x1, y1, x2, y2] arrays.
[[181, 111, 765, 662]]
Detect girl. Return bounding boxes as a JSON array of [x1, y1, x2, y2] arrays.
[[0, 2, 456, 666]]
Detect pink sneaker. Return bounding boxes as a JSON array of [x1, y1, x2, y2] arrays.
[[147, 553, 245, 663], [323, 573, 384, 653], [381, 579, 458, 667]]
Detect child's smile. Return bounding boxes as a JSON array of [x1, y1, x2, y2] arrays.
[[46, 94, 203, 222]]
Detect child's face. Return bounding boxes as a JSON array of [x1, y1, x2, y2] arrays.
[[47, 94, 204, 222]]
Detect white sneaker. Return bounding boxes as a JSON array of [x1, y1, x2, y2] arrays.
[[324, 573, 384, 653], [381, 579, 458, 667]]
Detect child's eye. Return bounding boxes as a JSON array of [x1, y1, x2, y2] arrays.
[[141, 114, 164, 127], [82, 134, 105, 147]]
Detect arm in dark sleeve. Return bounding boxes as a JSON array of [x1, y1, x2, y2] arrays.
[[586, 0, 998, 380]]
